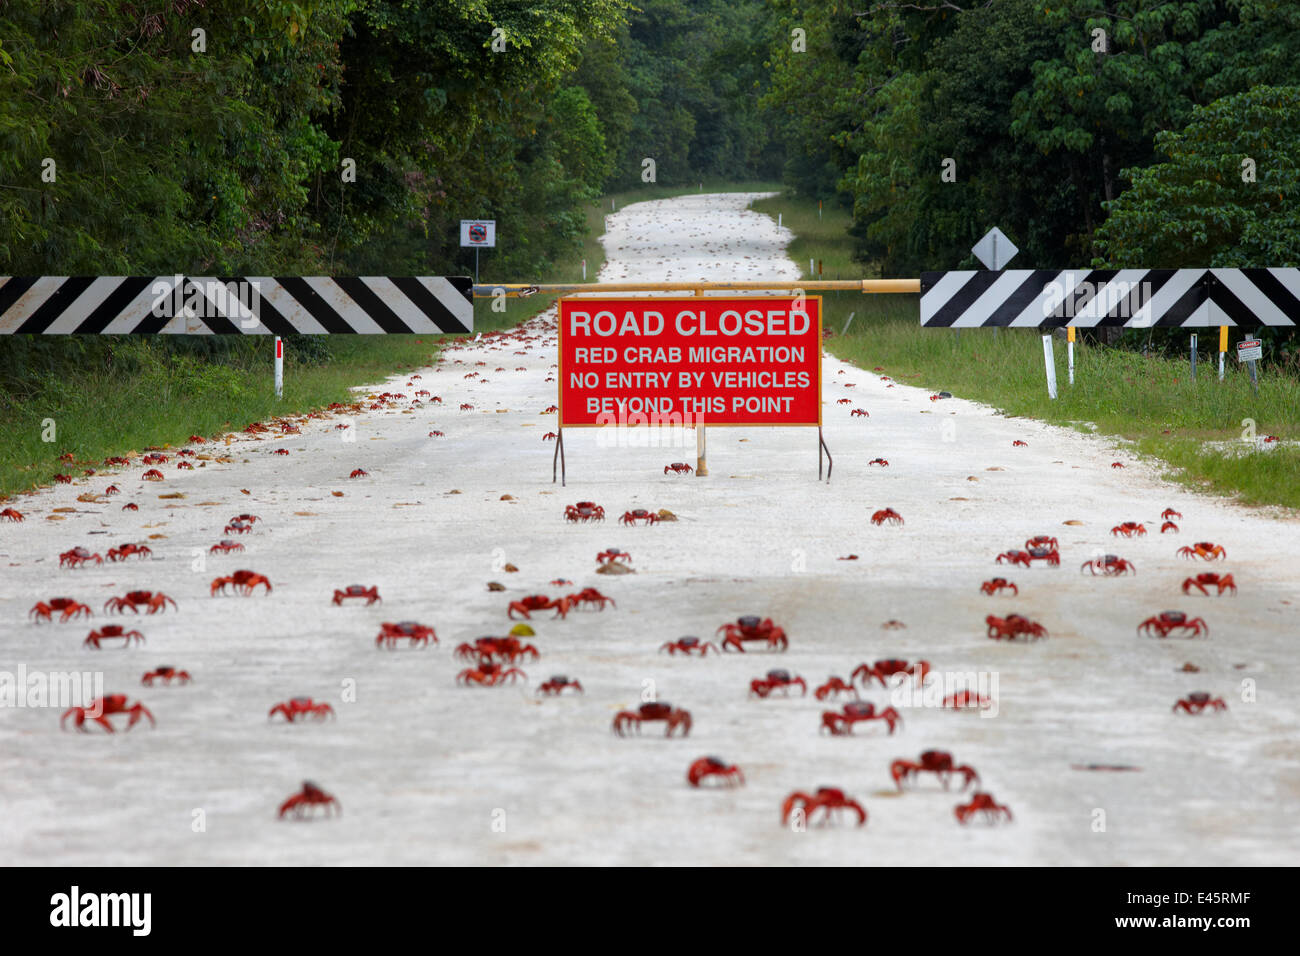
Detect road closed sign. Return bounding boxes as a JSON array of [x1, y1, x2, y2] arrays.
[[558, 296, 822, 426]]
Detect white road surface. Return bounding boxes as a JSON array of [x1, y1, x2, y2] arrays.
[[2, 192, 1298, 865]]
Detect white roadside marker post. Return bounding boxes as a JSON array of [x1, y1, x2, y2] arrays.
[[1219, 326, 1227, 381], [1190, 333, 1198, 380], [274, 337, 283, 399], [1042, 334, 1058, 399]]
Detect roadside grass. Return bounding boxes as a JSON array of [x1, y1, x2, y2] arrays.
[[0, 180, 780, 499], [0, 336, 445, 498], [748, 190, 1300, 510]]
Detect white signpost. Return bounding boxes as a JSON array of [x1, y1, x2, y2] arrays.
[[460, 220, 497, 283]]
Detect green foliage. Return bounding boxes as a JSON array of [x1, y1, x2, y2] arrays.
[[1093, 85, 1300, 268]]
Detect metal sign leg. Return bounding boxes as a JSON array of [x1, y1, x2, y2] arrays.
[[552, 429, 566, 486], [818, 427, 833, 481]]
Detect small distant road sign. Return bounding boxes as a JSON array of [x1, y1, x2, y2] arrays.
[[1237, 338, 1262, 362], [971, 227, 1018, 271], [460, 220, 496, 248]]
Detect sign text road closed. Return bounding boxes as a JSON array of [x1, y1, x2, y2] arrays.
[[558, 296, 822, 426]]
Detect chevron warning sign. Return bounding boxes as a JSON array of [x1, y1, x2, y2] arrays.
[[921, 269, 1300, 328], [0, 276, 474, 334]]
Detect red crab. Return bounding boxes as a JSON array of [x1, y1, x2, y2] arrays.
[[781, 788, 866, 827], [564, 501, 605, 523], [1080, 554, 1135, 576], [30, 598, 93, 623], [986, 614, 1047, 641], [176, 461, 193, 470], [688, 756, 743, 788], [1111, 522, 1147, 537], [1012, 440, 1028, 447], [428, 431, 444, 437], [542, 405, 558, 413], [836, 398, 851, 405], [1110, 462, 1125, 469], [1025, 535, 1058, 551], [944, 690, 992, 710], [955, 792, 1012, 824], [821, 701, 902, 735], [980, 578, 1018, 596], [1162, 508, 1182, 520], [105, 456, 132, 466], [84, 625, 144, 649], [209, 540, 245, 555], [1138, 611, 1208, 638], [664, 462, 693, 475], [224, 521, 252, 535], [332, 585, 380, 606], [541, 432, 558, 441], [596, 548, 631, 565], [569, 587, 615, 611], [142, 453, 168, 465], [59, 547, 103, 569], [211, 570, 272, 596], [718, 616, 788, 652], [454, 636, 538, 664], [852, 410, 871, 419], [104, 485, 120, 495], [54, 474, 73, 484], [459, 403, 474, 411], [838, 554, 859, 560], [269, 697, 335, 722], [659, 636, 718, 656], [107, 542, 152, 562], [536, 675, 583, 696], [1172, 692, 1227, 715], [1023, 546, 1060, 567], [375, 620, 437, 648], [0, 507, 24, 522], [995, 550, 1032, 568], [349, 468, 368, 478], [612, 701, 692, 737], [1178, 542, 1226, 561], [852, 659, 930, 687], [141, 469, 164, 481], [429, 396, 442, 404], [891, 750, 979, 791], [619, 509, 659, 525], [871, 508, 904, 526], [142, 666, 190, 685], [508, 594, 571, 619], [279, 782, 340, 819], [61, 695, 154, 733], [1182, 573, 1236, 596], [814, 676, 858, 700], [273, 448, 290, 456], [457, 663, 527, 686], [122, 502, 138, 511], [1161, 521, 1179, 533], [749, 669, 807, 698], [188, 436, 207, 444], [868, 458, 889, 467]]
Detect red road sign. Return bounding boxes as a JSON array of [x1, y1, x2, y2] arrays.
[[558, 296, 821, 426]]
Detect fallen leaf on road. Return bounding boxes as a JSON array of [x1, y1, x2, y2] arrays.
[[500, 495, 514, 500], [46, 515, 65, 521], [487, 582, 506, 591], [53, 506, 76, 513], [331, 491, 344, 497], [148, 533, 167, 539], [985, 466, 1005, 471], [966, 476, 979, 482], [159, 493, 185, 499], [949, 497, 970, 501], [1062, 520, 1083, 525], [504, 563, 519, 573], [294, 511, 318, 516]]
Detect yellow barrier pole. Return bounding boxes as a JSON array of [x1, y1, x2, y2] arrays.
[[694, 286, 708, 476], [1067, 325, 1076, 386], [477, 279, 921, 297], [1219, 325, 1228, 381]]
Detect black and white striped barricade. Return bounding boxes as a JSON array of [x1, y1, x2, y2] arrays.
[[920, 269, 1300, 396], [0, 275, 474, 397]]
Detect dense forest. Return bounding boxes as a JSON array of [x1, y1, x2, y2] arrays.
[[4, 0, 1298, 282]]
